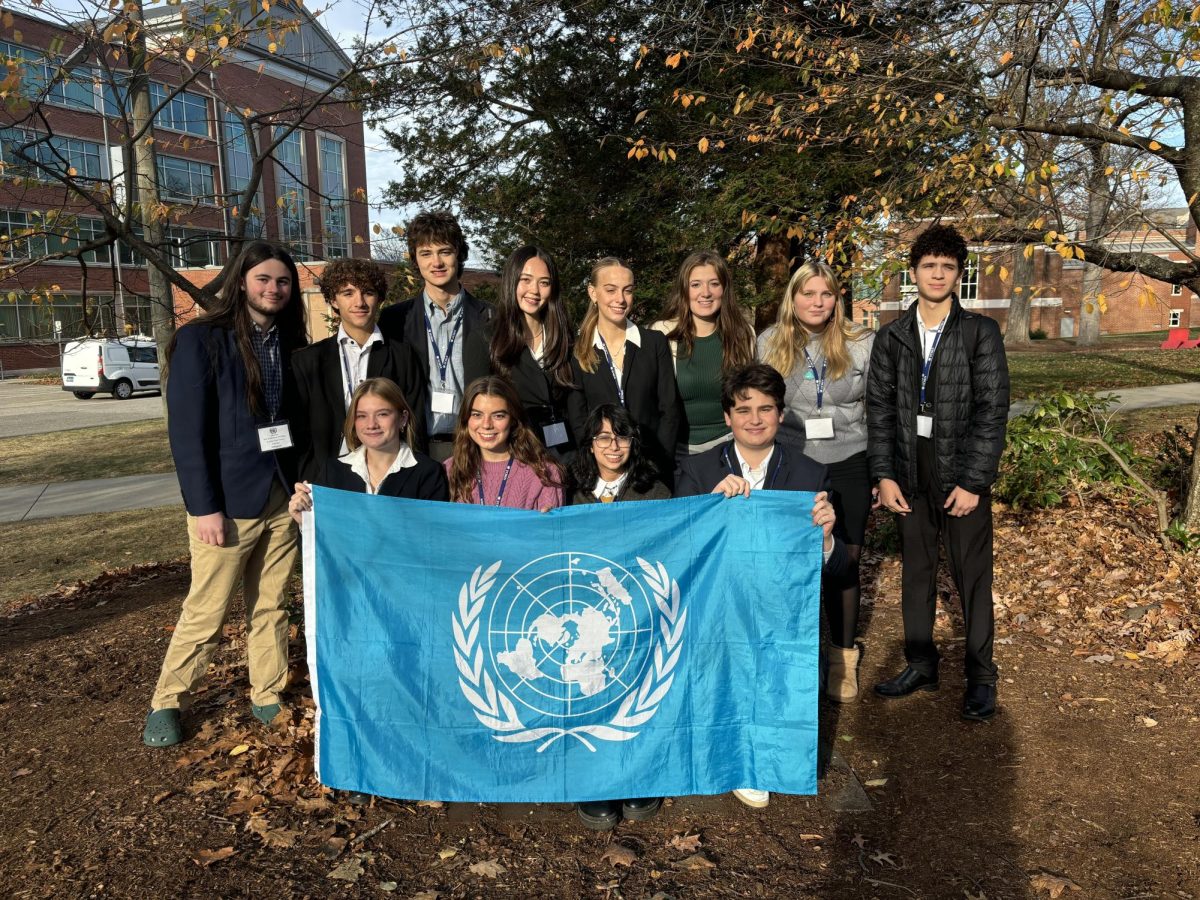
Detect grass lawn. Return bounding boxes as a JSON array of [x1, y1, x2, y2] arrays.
[[0, 506, 188, 609], [0, 419, 173, 486], [1008, 348, 1200, 398]]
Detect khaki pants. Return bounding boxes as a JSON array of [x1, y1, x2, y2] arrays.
[[151, 482, 299, 710]]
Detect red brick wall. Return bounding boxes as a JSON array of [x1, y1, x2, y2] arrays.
[[0, 341, 61, 373]]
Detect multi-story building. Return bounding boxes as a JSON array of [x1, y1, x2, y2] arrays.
[[861, 209, 1200, 338], [0, 2, 369, 372]]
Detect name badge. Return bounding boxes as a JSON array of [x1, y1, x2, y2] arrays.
[[542, 421, 569, 447], [257, 420, 293, 452], [917, 415, 934, 438], [804, 417, 834, 440], [430, 390, 458, 415]]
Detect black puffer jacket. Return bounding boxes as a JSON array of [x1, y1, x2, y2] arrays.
[[866, 298, 1010, 496]]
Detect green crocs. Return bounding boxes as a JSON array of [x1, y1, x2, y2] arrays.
[[251, 702, 282, 725], [142, 708, 183, 748]]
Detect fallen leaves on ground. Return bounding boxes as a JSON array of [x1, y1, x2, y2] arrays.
[[1029, 871, 1081, 897], [468, 859, 506, 878], [673, 853, 716, 871], [667, 832, 702, 853], [600, 844, 638, 867], [192, 846, 235, 867]]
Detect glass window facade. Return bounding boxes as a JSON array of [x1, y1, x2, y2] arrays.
[[155, 155, 215, 202], [274, 128, 309, 256], [1, 128, 105, 182], [149, 82, 209, 136], [318, 134, 348, 258], [222, 110, 265, 237]]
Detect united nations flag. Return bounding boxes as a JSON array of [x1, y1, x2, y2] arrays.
[[303, 487, 822, 803]]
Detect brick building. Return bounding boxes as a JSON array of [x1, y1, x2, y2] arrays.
[[0, 2, 369, 370], [861, 209, 1200, 337]]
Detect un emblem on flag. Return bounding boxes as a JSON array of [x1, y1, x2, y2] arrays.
[[452, 555, 687, 752]]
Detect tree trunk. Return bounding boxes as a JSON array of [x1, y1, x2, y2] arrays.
[[126, 0, 175, 410], [1077, 142, 1109, 347], [1004, 245, 1034, 346], [1184, 410, 1200, 531]]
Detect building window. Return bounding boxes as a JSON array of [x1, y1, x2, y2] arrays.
[[222, 111, 265, 238], [0, 209, 45, 260], [1, 128, 106, 182], [149, 82, 209, 137], [1170, 310, 1183, 328], [0, 293, 112, 341], [46, 217, 112, 264], [274, 128, 309, 256], [959, 254, 979, 302], [119, 293, 154, 335], [0, 42, 97, 111], [155, 155, 215, 202], [318, 134, 348, 258], [163, 226, 221, 268], [898, 267, 916, 297], [1171, 283, 1182, 297]]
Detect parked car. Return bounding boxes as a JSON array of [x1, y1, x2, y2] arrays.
[[61, 337, 160, 400]]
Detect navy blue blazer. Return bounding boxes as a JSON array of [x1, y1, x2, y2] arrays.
[[675, 439, 848, 575], [167, 322, 297, 520]]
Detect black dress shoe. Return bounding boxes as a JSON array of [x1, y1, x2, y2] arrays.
[[621, 797, 662, 821], [577, 800, 620, 831], [873, 666, 939, 698], [961, 684, 997, 722]]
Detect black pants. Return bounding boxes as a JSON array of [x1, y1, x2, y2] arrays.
[[897, 438, 997, 685]]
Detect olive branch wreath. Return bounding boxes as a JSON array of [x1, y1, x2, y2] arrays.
[[452, 557, 686, 753]]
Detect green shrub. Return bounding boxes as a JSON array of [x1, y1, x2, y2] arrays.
[[996, 391, 1140, 509], [1029, 327, 1048, 340]]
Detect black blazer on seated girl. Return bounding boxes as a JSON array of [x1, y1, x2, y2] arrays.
[[316, 451, 449, 501]]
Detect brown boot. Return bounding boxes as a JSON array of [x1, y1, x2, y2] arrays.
[[826, 645, 861, 703]]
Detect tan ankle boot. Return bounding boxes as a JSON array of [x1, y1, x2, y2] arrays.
[[826, 645, 861, 703]]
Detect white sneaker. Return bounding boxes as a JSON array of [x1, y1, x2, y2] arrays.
[[733, 788, 770, 808]]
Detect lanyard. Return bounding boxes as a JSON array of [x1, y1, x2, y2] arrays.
[[919, 318, 945, 410], [476, 458, 515, 506], [339, 340, 365, 407], [597, 333, 626, 406], [424, 309, 463, 386], [722, 445, 782, 490], [802, 348, 827, 411]]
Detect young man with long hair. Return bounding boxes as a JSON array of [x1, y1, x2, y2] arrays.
[[143, 241, 308, 748]]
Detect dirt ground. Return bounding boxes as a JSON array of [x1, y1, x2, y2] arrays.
[[2, 493, 1198, 900]]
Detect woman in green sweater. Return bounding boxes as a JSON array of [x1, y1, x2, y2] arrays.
[[651, 250, 755, 459]]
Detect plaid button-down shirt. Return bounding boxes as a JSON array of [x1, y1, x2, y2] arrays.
[[250, 322, 281, 419]]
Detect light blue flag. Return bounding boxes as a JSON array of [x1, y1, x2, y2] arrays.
[[302, 486, 822, 803]]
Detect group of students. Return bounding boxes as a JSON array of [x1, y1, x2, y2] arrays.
[[139, 212, 1010, 830]]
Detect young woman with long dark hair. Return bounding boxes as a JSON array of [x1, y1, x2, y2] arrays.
[[650, 250, 755, 458], [566, 258, 680, 483], [569, 404, 669, 505], [758, 261, 875, 703], [464, 246, 576, 453], [445, 376, 564, 510]]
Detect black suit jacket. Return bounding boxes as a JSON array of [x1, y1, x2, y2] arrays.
[[167, 322, 298, 520], [290, 336, 429, 481], [463, 322, 579, 452], [377, 289, 492, 431], [566, 326, 681, 480], [315, 453, 449, 501], [675, 440, 848, 575]]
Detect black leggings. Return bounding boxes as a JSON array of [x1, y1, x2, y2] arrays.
[[823, 453, 871, 648]]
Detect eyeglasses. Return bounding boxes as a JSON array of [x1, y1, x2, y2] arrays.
[[592, 434, 632, 449]]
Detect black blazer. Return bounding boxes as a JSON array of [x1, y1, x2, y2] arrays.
[[167, 322, 298, 520], [378, 289, 492, 430], [463, 323, 578, 452], [571, 479, 671, 505], [675, 440, 848, 575], [290, 336, 429, 481], [315, 452, 449, 501], [566, 326, 681, 481]]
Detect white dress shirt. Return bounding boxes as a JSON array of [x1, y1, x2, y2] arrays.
[[342, 443, 417, 495]]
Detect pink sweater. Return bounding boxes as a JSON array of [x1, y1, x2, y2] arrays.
[[444, 457, 564, 510]]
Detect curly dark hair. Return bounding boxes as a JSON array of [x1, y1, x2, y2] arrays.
[[406, 210, 469, 278], [909, 224, 968, 271], [319, 258, 388, 306], [570, 404, 660, 495]]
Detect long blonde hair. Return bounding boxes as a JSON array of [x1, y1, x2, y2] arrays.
[[342, 378, 418, 451], [575, 257, 632, 373], [760, 261, 868, 381], [664, 249, 754, 372]]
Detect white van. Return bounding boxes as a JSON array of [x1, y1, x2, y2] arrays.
[[61, 337, 160, 400]]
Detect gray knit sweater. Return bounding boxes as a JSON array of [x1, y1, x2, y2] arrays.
[[756, 326, 875, 464]]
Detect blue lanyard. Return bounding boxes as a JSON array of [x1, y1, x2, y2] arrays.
[[424, 308, 463, 387], [597, 333, 626, 406], [919, 319, 945, 410], [802, 348, 826, 411], [722, 445, 782, 489], [476, 458, 515, 506]]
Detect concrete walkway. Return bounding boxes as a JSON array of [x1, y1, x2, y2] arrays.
[[0, 383, 1195, 524], [0, 472, 181, 523]]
